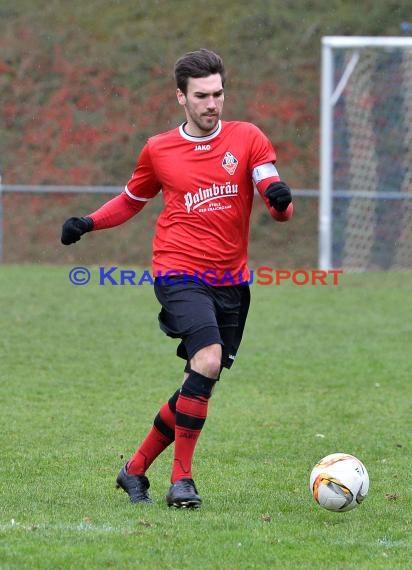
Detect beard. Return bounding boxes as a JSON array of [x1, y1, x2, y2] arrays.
[[186, 105, 221, 135]]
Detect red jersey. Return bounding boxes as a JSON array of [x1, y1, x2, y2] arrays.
[[125, 120, 277, 283]]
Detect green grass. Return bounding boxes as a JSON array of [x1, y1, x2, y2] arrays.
[[1, 266, 411, 569]]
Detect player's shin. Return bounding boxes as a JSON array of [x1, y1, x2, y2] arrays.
[[126, 389, 180, 475], [172, 370, 215, 483]]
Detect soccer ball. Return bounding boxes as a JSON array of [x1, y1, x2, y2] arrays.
[[310, 453, 369, 512]]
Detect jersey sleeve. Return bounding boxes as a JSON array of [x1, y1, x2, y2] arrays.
[[125, 142, 162, 201], [247, 123, 277, 172], [88, 142, 162, 230], [88, 192, 146, 230], [247, 124, 293, 222]]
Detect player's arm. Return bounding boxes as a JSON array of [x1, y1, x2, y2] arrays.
[[252, 162, 293, 222], [61, 144, 161, 245], [60, 192, 149, 245]]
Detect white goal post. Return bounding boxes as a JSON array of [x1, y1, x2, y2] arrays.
[[319, 36, 412, 271]]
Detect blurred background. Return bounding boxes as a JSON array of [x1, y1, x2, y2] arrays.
[[0, 0, 410, 268]]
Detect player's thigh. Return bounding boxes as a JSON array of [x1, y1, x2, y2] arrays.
[[214, 285, 250, 369]]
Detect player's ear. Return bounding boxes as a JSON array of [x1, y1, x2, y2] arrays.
[[176, 88, 186, 106]]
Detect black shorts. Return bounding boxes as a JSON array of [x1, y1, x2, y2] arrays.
[[154, 277, 250, 370]]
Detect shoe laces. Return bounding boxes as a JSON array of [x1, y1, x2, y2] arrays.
[[178, 478, 197, 492]]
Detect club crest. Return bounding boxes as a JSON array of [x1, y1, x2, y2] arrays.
[[222, 151, 238, 175]]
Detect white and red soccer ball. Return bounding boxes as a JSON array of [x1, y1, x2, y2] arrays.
[[310, 453, 369, 512]]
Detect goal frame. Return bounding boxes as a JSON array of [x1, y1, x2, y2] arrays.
[[319, 36, 412, 270]]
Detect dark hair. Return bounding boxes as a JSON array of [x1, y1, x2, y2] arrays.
[[174, 48, 226, 94]]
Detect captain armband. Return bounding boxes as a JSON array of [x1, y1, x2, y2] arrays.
[[252, 163, 279, 184]]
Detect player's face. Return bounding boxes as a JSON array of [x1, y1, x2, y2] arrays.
[[177, 74, 224, 137]]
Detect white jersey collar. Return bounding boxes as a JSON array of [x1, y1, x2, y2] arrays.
[[179, 120, 222, 142]]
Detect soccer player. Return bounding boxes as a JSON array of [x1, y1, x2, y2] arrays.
[[61, 49, 293, 509]]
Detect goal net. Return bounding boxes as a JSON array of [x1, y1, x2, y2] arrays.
[[319, 37, 412, 271]]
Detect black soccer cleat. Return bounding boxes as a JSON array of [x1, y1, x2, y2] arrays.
[[166, 478, 202, 509], [116, 464, 153, 504]]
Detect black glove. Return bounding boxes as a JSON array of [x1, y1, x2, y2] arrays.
[[61, 216, 93, 245], [264, 181, 292, 212]]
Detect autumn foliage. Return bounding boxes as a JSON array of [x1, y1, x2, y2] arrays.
[[0, 24, 316, 187], [0, 21, 317, 265]]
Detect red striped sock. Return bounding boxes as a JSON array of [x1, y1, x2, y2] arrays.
[[127, 396, 177, 475], [172, 393, 209, 483]]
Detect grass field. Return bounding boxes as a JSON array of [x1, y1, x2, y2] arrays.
[[1, 266, 411, 569]]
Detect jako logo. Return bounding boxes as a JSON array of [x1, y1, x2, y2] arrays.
[[194, 144, 211, 151]]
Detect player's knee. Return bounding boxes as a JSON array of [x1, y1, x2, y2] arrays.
[[182, 369, 216, 399], [190, 344, 222, 379]]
